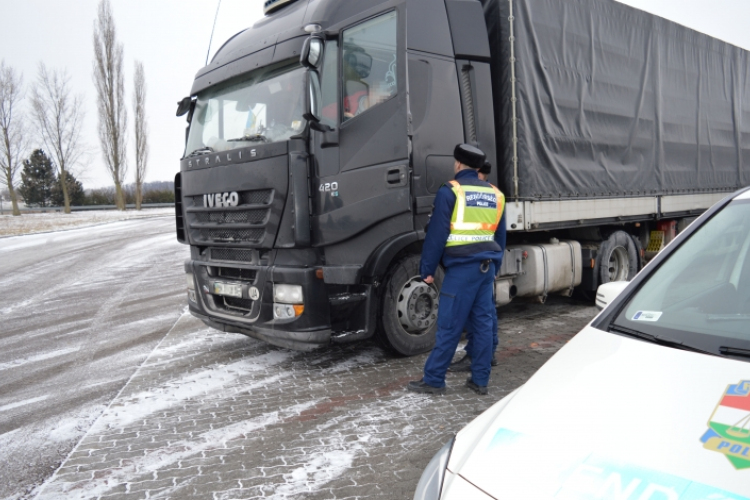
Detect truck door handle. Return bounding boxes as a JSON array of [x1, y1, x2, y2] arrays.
[[387, 169, 404, 184]]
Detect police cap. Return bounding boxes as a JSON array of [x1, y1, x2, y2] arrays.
[[454, 143, 485, 169], [479, 161, 492, 175]]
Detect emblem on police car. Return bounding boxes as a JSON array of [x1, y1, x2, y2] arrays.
[[700, 380, 750, 469]]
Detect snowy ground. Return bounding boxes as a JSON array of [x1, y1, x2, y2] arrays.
[[0, 216, 599, 499], [0, 217, 189, 500], [0, 208, 175, 237], [28, 298, 597, 500]]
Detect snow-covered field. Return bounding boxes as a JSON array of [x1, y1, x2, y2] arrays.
[[0, 208, 174, 237]]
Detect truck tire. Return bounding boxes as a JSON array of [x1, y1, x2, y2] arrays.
[[378, 254, 444, 356], [598, 231, 638, 284]]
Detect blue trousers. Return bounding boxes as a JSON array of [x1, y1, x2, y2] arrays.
[[465, 309, 498, 358], [423, 261, 495, 388]]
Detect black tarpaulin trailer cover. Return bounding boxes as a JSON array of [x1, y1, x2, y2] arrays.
[[482, 0, 750, 201]]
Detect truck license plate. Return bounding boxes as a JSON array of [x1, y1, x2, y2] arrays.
[[212, 281, 243, 298]]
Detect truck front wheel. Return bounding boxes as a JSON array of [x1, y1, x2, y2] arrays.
[[378, 254, 444, 356]]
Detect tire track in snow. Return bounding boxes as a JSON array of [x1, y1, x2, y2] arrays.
[[0, 226, 175, 316], [32, 311, 194, 500], [0, 219, 189, 500], [33, 315, 303, 500]]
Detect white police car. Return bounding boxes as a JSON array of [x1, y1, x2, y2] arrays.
[[414, 188, 750, 500]]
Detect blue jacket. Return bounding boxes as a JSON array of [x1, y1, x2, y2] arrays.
[[420, 169, 506, 279]]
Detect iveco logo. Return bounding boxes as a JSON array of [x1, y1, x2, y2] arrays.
[[204, 192, 239, 207]]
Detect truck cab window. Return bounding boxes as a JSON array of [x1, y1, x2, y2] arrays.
[[185, 61, 307, 156], [341, 11, 398, 122]]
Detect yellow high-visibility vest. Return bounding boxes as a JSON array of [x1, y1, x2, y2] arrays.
[[445, 180, 505, 247]]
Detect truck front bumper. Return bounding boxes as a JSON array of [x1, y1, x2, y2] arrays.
[[185, 259, 332, 351]]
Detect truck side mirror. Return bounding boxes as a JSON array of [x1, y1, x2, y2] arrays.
[[300, 36, 324, 69], [303, 70, 322, 123], [176, 96, 193, 117], [304, 70, 338, 147]]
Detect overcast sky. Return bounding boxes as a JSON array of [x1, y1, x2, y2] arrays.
[[1, 0, 750, 188]]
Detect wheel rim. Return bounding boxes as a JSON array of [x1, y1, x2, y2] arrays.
[[608, 245, 630, 282], [395, 276, 439, 335]]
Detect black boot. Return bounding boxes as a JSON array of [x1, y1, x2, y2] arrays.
[[407, 379, 446, 395], [465, 377, 488, 395]]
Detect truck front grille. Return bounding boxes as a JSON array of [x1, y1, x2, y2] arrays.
[[199, 228, 264, 244], [210, 248, 257, 263], [194, 209, 268, 224], [194, 265, 260, 318], [185, 188, 274, 247], [241, 190, 273, 205], [222, 297, 254, 312], [217, 267, 257, 281], [187, 189, 272, 207]]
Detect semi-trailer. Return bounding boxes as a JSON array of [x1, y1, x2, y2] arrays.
[[175, 0, 750, 354]]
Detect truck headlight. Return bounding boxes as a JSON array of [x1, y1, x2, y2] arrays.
[[273, 284, 303, 304], [413, 437, 454, 500], [186, 273, 196, 303]]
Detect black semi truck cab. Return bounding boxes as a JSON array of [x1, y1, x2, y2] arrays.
[[176, 0, 750, 354], [176, 0, 471, 354]]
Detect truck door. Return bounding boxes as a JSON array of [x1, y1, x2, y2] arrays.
[[311, 9, 411, 250]]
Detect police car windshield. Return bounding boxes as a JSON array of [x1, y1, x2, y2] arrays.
[[185, 61, 306, 156], [611, 198, 750, 358]]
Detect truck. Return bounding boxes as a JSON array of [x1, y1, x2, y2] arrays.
[[175, 0, 750, 355]]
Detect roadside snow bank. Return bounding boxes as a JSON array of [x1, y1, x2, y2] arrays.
[[0, 208, 174, 237]]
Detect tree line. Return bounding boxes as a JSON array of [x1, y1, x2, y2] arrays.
[[16, 148, 173, 208], [0, 0, 150, 216]]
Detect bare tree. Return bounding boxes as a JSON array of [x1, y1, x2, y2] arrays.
[[132, 60, 149, 210], [93, 0, 127, 210], [30, 64, 86, 214], [0, 61, 27, 216]]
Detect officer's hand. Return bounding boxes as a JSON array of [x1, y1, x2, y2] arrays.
[[424, 275, 434, 284]]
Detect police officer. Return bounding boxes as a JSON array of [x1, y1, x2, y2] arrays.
[[407, 145, 506, 395], [449, 160, 500, 372]]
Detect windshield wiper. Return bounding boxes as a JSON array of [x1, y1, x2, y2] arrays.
[[227, 134, 268, 143], [707, 314, 750, 322], [187, 146, 214, 157], [608, 324, 715, 355], [719, 346, 750, 359]]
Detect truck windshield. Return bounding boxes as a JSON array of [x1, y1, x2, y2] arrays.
[[611, 198, 750, 356], [185, 62, 306, 156]]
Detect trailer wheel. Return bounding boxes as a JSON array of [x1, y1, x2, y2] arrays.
[[378, 254, 443, 356], [598, 231, 638, 284]]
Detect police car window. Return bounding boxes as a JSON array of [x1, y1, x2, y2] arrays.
[[612, 200, 750, 344], [341, 11, 398, 122]]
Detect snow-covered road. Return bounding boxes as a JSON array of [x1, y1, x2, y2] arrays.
[[0, 217, 189, 499], [0, 216, 598, 499]]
